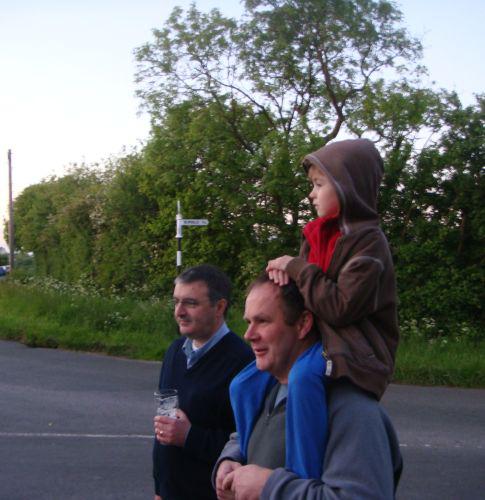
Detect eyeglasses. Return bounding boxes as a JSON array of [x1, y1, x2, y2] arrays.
[[170, 298, 211, 309]]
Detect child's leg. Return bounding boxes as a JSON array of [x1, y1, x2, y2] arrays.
[[286, 342, 328, 479], [230, 361, 276, 461]]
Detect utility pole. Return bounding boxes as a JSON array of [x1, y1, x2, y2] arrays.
[[8, 149, 14, 270]]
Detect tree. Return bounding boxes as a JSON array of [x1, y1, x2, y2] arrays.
[[90, 152, 159, 293], [134, 0, 424, 276], [389, 95, 484, 335], [10, 1, 482, 338], [133, 0, 482, 332], [135, 0, 422, 143], [345, 80, 450, 235], [13, 166, 103, 281], [133, 98, 299, 291]]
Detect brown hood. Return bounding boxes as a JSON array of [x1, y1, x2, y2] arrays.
[[303, 139, 384, 235]]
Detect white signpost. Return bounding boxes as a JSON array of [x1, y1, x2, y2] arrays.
[[176, 201, 209, 273], [179, 219, 209, 226]]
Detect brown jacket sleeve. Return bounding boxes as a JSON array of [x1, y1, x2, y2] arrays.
[[286, 232, 387, 328]]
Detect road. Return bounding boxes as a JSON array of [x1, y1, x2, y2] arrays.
[[0, 339, 484, 499], [382, 382, 485, 499]]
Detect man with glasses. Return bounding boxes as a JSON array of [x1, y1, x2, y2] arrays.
[[152, 264, 254, 500]]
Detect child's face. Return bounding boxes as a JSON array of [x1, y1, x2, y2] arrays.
[[308, 166, 340, 218]]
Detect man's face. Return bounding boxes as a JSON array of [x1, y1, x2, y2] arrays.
[[243, 283, 302, 383], [173, 280, 222, 346], [308, 165, 340, 218]]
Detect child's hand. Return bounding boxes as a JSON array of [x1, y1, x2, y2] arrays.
[[266, 256, 293, 286]]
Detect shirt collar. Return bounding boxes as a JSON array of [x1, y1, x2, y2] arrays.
[[182, 321, 230, 369]]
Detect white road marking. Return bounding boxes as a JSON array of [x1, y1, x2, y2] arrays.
[[1, 434, 482, 450], [0, 432, 153, 439]]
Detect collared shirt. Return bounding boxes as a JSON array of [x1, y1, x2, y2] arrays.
[[182, 321, 230, 369], [274, 383, 288, 409]]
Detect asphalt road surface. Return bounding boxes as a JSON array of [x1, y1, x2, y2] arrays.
[[1, 339, 484, 499]]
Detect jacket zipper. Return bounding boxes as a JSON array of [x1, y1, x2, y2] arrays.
[[322, 348, 333, 376]]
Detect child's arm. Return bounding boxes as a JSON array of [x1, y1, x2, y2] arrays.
[[286, 233, 390, 326], [266, 255, 294, 286]]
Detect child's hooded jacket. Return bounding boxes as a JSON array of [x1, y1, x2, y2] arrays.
[[286, 139, 399, 399]]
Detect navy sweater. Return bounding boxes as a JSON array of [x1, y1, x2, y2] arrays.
[[153, 331, 254, 500]]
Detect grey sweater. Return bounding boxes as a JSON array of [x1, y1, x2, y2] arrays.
[[214, 380, 402, 499]]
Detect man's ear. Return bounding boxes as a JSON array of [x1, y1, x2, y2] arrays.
[[297, 310, 314, 340], [215, 298, 228, 318]]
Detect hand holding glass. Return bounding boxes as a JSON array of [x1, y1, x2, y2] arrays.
[[154, 389, 178, 418]]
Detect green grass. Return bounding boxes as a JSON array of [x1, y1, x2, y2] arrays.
[[0, 277, 483, 387], [0, 279, 178, 359], [394, 336, 485, 387]]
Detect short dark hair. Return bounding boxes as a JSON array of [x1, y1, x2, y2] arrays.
[[247, 273, 308, 326], [175, 264, 232, 315]]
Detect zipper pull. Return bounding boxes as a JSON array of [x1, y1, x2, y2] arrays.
[[322, 349, 333, 376]]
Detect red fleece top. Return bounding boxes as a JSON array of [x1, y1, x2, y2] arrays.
[[303, 216, 341, 272]]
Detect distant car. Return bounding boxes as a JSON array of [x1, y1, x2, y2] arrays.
[[0, 265, 9, 276]]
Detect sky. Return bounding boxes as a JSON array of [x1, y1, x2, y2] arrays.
[[1, 0, 484, 249]]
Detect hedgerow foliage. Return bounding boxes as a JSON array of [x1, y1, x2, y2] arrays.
[[9, 1, 484, 339]]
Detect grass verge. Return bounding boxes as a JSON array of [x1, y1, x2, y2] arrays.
[[394, 336, 484, 387], [0, 279, 178, 359], [0, 278, 483, 387]]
